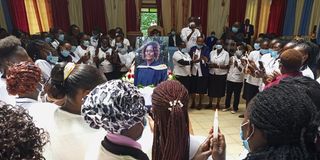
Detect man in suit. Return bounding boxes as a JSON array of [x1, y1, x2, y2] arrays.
[[168, 28, 182, 47], [205, 31, 218, 51], [242, 19, 254, 44]]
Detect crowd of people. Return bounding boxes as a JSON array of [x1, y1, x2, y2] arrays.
[[0, 15, 320, 160]]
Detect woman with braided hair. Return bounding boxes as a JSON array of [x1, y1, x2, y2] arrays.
[[151, 80, 208, 160], [202, 81, 320, 160]]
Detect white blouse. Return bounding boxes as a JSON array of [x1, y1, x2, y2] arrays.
[[74, 46, 96, 66], [209, 49, 229, 75], [97, 48, 113, 73], [173, 50, 192, 77], [301, 66, 315, 79], [28, 105, 106, 160], [227, 56, 244, 83], [180, 27, 201, 51]]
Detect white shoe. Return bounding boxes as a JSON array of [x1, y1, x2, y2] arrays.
[[222, 108, 230, 112], [231, 110, 237, 114]]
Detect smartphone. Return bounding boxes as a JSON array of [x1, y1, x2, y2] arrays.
[[258, 61, 264, 69]]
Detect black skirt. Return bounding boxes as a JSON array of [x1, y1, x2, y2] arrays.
[[175, 75, 191, 93], [190, 76, 208, 94], [244, 82, 259, 102], [208, 74, 227, 98]]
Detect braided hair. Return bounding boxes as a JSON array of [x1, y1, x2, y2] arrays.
[[246, 82, 320, 160], [151, 80, 190, 160]]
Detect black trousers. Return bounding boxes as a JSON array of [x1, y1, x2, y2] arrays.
[[225, 81, 243, 111]]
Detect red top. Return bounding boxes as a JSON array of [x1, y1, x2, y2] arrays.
[[264, 72, 303, 90]]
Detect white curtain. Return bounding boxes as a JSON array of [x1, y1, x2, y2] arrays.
[[207, 0, 230, 38], [68, 0, 84, 31], [104, 0, 126, 34]]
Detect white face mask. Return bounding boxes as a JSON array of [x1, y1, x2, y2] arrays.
[[235, 50, 243, 58], [189, 22, 195, 27]]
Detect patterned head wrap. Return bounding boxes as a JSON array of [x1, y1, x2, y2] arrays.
[[81, 80, 146, 134]]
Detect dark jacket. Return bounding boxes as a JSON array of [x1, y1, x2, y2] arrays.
[[205, 36, 218, 51], [168, 34, 182, 47], [189, 45, 210, 77]]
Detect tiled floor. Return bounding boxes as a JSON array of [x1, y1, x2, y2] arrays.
[[188, 99, 246, 160]]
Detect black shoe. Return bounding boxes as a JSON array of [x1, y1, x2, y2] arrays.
[[238, 114, 244, 118], [190, 102, 196, 109], [205, 104, 213, 109], [197, 104, 202, 110]]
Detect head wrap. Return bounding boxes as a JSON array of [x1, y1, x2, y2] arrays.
[[81, 80, 146, 134]]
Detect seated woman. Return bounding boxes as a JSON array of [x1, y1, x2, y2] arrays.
[[264, 49, 303, 90], [0, 36, 33, 105], [82, 80, 149, 160], [30, 62, 107, 160], [58, 41, 81, 63], [25, 39, 59, 82], [134, 41, 167, 86], [151, 80, 207, 160], [6, 61, 42, 109], [196, 78, 320, 160], [0, 101, 49, 159]]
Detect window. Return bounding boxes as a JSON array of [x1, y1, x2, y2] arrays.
[[140, 1, 158, 36]]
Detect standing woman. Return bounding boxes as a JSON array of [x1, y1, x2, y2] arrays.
[[208, 40, 230, 109], [74, 34, 95, 66], [293, 42, 317, 79], [113, 34, 135, 79], [172, 41, 198, 92], [94, 35, 114, 80], [189, 37, 210, 109]]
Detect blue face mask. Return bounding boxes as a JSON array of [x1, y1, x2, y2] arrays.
[[260, 49, 269, 55], [71, 46, 77, 53], [270, 50, 279, 58], [181, 48, 188, 53], [196, 44, 203, 49], [83, 40, 90, 47], [61, 50, 70, 57], [215, 44, 223, 50], [240, 121, 254, 151], [47, 53, 59, 64], [45, 37, 52, 43], [232, 27, 239, 33], [58, 34, 64, 41], [254, 43, 260, 50], [116, 42, 123, 48]]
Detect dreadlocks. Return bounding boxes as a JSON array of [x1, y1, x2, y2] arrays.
[[151, 80, 190, 160], [246, 81, 320, 160]]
